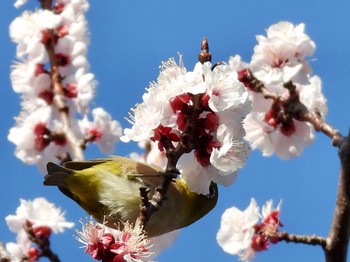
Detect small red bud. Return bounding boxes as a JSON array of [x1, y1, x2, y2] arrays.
[[33, 226, 52, 239], [88, 128, 103, 142], [64, 83, 78, 98], [55, 53, 70, 67], [26, 247, 40, 262], [34, 123, 51, 151], [38, 90, 53, 104]]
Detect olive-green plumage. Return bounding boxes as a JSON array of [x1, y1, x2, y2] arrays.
[[44, 156, 218, 237]]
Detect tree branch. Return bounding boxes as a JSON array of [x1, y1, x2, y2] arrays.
[[324, 131, 350, 262], [40, 0, 84, 162]]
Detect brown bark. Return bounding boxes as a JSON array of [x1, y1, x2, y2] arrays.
[[324, 132, 350, 262]]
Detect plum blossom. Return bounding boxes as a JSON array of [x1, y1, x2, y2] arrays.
[[5, 236, 33, 262], [5, 198, 74, 261], [63, 68, 97, 113], [7, 105, 75, 171], [8, 106, 54, 163], [228, 55, 249, 72], [79, 107, 122, 154], [298, 75, 327, 116], [217, 199, 283, 261], [123, 56, 251, 194], [250, 21, 315, 86], [6, 197, 74, 234], [75, 218, 153, 262], [217, 199, 259, 261], [242, 21, 327, 159], [10, 9, 61, 60]]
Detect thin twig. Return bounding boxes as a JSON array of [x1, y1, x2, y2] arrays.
[[278, 232, 327, 247], [299, 112, 343, 147]]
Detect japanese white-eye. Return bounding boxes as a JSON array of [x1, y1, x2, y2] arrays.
[[44, 156, 218, 237]]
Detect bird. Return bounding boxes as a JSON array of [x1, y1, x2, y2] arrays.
[[44, 156, 218, 237]]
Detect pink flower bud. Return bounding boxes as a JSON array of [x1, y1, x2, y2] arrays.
[[26, 247, 40, 262], [33, 225, 52, 239], [34, 123, 51, 151]]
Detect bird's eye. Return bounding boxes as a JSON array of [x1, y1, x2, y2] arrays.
[[206, 184, 217, 199]]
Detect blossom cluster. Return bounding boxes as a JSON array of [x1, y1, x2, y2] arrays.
[[216, 199, 282, 262], [242, 21, 327, 159], [8, 0, 121, 171], [75, 218, 153, 262], [5, 198, 74, 261], [122, 55, 252, 194], [122, 22, 329, 194]]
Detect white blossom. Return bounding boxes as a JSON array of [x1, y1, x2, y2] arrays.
[[10, 10, 61, 59], [299, 75, 327, 117], [228, 55, 249, 72], [243, 21, 327, 159], [6, 197, 74, 234], [243, 110, 316, 159], [217, 198, 283, 261], [79, 107, 122, 154], [261, 199, 282, 220], [8, 106, 52, 165], [250, 21, 315, 86], [204, 63, 249, 112], [217, 199, 259, 261], [5, 236, 31, 262]]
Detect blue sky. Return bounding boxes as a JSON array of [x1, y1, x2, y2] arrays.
[[1, 0, 350, 261]]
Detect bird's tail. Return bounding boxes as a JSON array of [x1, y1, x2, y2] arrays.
[[44, 162, 72, 187]]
